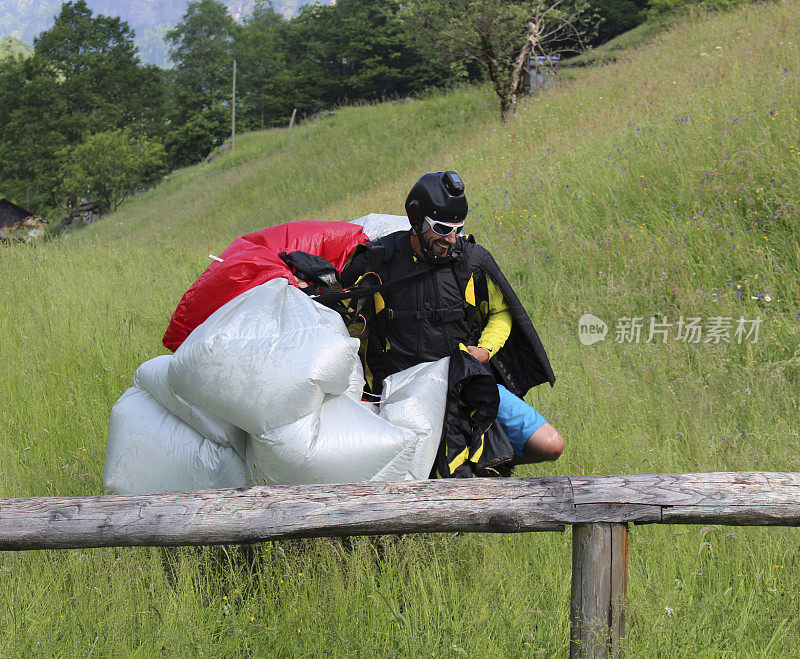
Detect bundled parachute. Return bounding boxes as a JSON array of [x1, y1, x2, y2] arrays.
[[162, 220, 369, 352], [104, 214, 448, 494]]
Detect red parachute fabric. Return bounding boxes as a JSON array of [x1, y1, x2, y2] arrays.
[[163, 220, 369, 352]]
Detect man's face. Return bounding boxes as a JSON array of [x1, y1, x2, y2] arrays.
[[419, 215, 463, 258], [421, 226, 458, 257]]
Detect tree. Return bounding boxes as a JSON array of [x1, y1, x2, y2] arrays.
[[166, 0, 237, 119], [401, 0, 595, 122], [34, 0, 165, 141], [335, 0, 455, 98], [0, 56, 67, 210], [0, 37, 33, 61], [57, 129, 166, 214], [0, 1, 165, 214], [285, 0, 455, 109], [235, 1, 290, 129], [165, 0, 237, 166], [163, 103, 230, 168]]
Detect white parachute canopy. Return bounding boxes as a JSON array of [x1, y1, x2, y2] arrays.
[[350, 213, 409, 239], [104, 386, 247, 495], [104, 277, 447, 494]]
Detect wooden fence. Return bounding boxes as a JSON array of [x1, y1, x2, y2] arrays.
[[2, 471, 799, 657]]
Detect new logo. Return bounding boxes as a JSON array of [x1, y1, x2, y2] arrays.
[[578, 313, 608, 345]]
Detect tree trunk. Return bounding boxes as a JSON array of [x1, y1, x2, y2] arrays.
[[501, 103, 515, 124], [503, 21, 542, 123], [478, 32, 513, 122]]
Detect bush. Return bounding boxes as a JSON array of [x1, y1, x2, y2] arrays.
[[57, 129, 166, 214], [164, 103, 230, 169]]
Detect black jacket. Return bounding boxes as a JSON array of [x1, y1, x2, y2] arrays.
[[340, 230, 555, 477], [341, 230, 555, 396]]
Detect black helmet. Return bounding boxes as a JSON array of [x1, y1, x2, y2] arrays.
[[405, 170, 468, 231]]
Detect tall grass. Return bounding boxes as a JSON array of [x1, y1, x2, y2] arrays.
[[0, 2, 798, 654]]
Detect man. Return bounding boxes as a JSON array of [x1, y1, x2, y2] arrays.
[[341, 171, 563, 466]]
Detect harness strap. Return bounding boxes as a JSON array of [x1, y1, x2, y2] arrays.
[[384, 303, 467, 323], [313, 262, 436, 308]]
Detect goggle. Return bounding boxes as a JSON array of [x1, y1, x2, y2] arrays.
[[422, 216, 464, 236]]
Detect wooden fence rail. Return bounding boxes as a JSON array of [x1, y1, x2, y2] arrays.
[[2, 471, 799, 657]]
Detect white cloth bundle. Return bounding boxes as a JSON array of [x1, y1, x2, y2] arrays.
[[167, 280, 360, 436], [247, 357, 448, 485], [104, 387, 246, 494], [133, 355, 247, 458], [105, 277, 447, 494]]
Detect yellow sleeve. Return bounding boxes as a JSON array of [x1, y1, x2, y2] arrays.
[[477, 278, 512, 358]]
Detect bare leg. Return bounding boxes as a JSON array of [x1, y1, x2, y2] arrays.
[[513, 422, 564, 465]]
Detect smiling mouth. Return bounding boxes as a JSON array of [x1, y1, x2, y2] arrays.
[[432, 241, 450, 255]]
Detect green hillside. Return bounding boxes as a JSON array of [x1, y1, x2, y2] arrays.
[[0, 1, 798, 654]]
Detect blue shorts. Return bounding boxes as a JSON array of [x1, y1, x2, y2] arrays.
[[496, 385, 549, 457]]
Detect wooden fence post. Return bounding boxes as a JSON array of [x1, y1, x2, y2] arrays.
[[570, 522, 628, 658]]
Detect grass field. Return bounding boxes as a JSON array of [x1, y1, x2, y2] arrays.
[[1, 1, 799, 654]]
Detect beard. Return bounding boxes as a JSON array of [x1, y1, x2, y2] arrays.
[[426, 236, 452, 257]]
